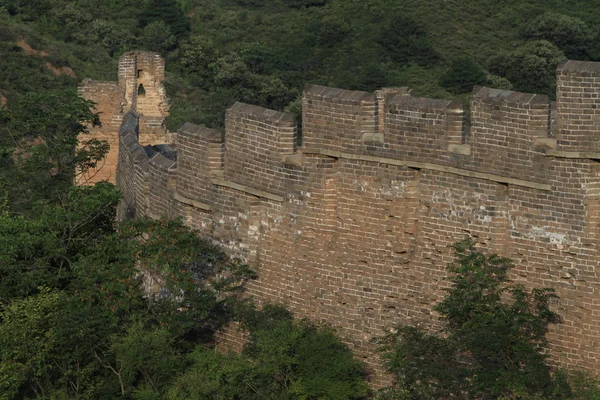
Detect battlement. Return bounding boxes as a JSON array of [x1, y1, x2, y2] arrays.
[[116, 59, 600, 383], [300, 84, 558, 189], [555, 60, 600, 153], [303, 84, 377, 153]]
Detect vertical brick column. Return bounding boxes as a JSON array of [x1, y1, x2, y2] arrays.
[[176, 122, 223, 205], [556, 60, 600, 152], [470, 86, 550, 183], [374, 87, 412, 133], [303, 84, 376, 153]]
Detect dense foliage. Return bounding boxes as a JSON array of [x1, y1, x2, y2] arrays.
[[375, 240, 600, 400], [2, 1, 600, 398], [1, 0, 600, 129], [0, 89, 368, 399]]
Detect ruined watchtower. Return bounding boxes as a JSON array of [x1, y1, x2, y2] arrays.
[[77, 51, 171, 184]]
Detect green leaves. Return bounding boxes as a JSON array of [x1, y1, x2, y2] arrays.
[[240, 304, 370, 400], [110, 322, 183, 397], [139, 0, 190, 40], [377, 239, 570, 399], [142, 21, 177, 54], [0, 89, 107, 214], [488, 40, 566, 97], [169, 304, 369, 399], [377, 16, 439, 66], [522, 12, 594, 60], [0, 288, 64, 399], [439, 56, 487, 94], [375, 326, 466, 399]]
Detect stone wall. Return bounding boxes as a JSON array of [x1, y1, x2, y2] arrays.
[[78, 52, 170, 184], [116, 60, 600, 384], [76, 80, 123, 183]]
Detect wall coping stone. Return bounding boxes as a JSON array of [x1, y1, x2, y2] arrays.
[[80, 79, 120, 86], [386, 94, 463, 112], [547, 150, 600, 159], [228, 102, 294, 125], [557, 59, 600, 75], [472, 86, 549, 105], [304, 84, 375, 104], [178, 122, 222, 143], [150, 152, 176, 170], [173, 192, 212, 211], [303, 148, 551, 191], [212, 179, 285, 202], [120, 110, 139, 135]]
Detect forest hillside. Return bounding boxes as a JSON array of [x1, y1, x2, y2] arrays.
[[2, 1, 600, 398], [1, 0, 599, 130]]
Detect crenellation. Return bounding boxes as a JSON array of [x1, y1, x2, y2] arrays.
[[374, 87, 413, 134], [381, 94, 466, 163], [176, 122, 223, 208], [303, 84, 377, 154], [147, 152, 177, 219], [224, 102, 305, 196], [556, 60, 600, 153], [111, 58, 600, 383]]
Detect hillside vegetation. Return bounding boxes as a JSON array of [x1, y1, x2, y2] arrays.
[[1, 0, 599, 130], [2, 2, 600, 397]]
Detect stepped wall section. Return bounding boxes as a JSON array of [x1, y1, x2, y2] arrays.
[[116, 60, 600, 384]]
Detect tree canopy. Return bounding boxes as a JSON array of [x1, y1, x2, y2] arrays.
[[374, 240, 600, 400], [0, 89, 369, 399]]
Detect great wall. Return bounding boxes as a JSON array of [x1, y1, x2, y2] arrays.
[[79, 51, 600, 383]]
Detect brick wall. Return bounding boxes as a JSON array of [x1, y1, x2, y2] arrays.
[[116, 60, 600, 384], [470, 86, 550, 183], [224, 102, 305, 196], [116, 111, 149, 220], [79, 52, 170, 185], [77, 79, 123, 184], [303, 84, 377, 153], [556, 60, 600, 152], [147, 152, 177, 219], [176, 122, 222, 207]]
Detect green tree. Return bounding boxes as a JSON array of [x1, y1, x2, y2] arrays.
[[0, 0, 52, 21], [377, 16, 439, 66], [522, 12, 594, 60], [240, 304, 370, 399], [142, 20, 177, 54], [376, 239, 571, 399], [166, 347, 259, 399], [0, 289, 64, 399], [139, 0, 189, 40], [88, 19, 137, 56], [168, 304, 369, 399], [0, 183, 120, 302], [0, 214, 256, 398], [0, 89, 107, 214], [488, 40, 565, 97], [440, 56, 487, 94], [177, 36, 220, 86]]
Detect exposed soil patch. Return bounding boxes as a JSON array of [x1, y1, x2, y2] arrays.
[[16, 40, 48, 57], [44, 61, 76, 78], [0, 93, 6, 106], [16, 40, 75, 78]]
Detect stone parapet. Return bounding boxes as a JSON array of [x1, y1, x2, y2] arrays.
[[115, 59, 600, 384]]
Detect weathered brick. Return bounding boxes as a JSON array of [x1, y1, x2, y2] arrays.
[[110, 58, 600, 386]]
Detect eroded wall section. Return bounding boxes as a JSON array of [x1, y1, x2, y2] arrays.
[[78, 52, 170, 184]]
